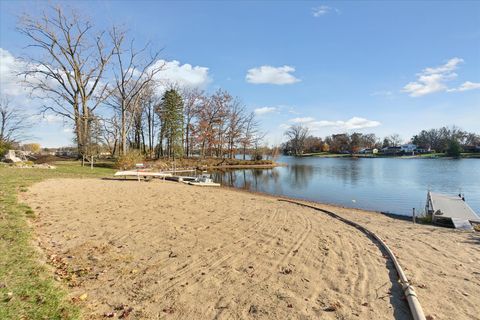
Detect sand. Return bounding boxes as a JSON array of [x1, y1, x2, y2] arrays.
[[22, 179, 480, 319]]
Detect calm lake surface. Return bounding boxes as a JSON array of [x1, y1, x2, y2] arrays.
[[212, 156, 480, 216]]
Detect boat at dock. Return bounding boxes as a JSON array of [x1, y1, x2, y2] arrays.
[[182, 173, 220, 187], [157, 172, 220, 186]]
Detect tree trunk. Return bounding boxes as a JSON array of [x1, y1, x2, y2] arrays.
[[121, 103, 127, 155], [185, 124, 190, 157]]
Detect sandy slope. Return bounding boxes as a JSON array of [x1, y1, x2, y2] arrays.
[[23, 179, 479, 319]]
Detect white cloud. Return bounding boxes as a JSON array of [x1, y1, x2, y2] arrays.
[[287, 107, 301, 115], [314, 117, 381, 130], [290, 117, 315, 123], [43, 114, 64, 124], [402, 57, 471, 97], [0, 48, 28, 96], [150, 59, 211, 90], [285, 116, 381, 131], [246, 65, 300, 85], [423, 57, 463, 75], [0, 48, 70, 100], [447, 81, 480, 92], [31, 113, 65, 124], [312, 5, 340, 17], [254, 106, 277, 115]]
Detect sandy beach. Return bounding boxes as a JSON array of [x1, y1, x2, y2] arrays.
[[22, 179, 479, 319]]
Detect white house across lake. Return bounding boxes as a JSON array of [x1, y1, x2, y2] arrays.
[[400, 143, 417, 153]]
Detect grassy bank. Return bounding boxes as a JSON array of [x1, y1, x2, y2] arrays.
[[0, 162, 114, 319], [297, 152, 351, 158], [297, 152, 480, 159], [146, 157, 278, 169]]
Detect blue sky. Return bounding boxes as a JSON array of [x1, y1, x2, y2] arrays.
[[1, 0, 479, 147]]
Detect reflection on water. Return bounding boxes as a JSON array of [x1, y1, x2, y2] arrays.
[[212, 156, 480, 216], [287, 164, 314, 189]]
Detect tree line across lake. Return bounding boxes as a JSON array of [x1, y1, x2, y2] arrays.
[[282, 125, 480, 157]]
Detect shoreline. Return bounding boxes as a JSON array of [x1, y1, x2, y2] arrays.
[[21, 178, 480, 319], [296, 153, 480, 159], [218, 183, 416, 221], [203, 162, 287, 169]]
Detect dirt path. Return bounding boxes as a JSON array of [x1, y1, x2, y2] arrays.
[[22, 179, 478, 319]]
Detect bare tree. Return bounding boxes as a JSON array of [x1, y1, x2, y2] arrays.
[[107, 27, 163, 155], [196, 90, 229, 158], [181, 88, 203, 157], [388, 133, 403, 147], [284, 124, 309, 155], [0, 97, 30, 144], [140, 84, 160, 159], [101, 115, 120, 156], [239, 112, 260, 160], [18, 5, 113, 159], [209, 90, 231, 157], [225, 99, 246, 159]]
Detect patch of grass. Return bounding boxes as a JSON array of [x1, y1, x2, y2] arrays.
[[302, 152, 352, 158], [417, 215, 433, 224], [461, 152, 480, 159], [416, 152, 446, 158], [0, 161, 114, 319]]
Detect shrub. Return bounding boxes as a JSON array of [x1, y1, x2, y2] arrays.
[[252, 153, 263, 161], [0, 140, 13, 157], [13, 161, 34, 167], [115, 150, 144, 170], [446, 140, 462, 157]]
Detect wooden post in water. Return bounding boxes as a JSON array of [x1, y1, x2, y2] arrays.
[[412, 208, 416, 224]]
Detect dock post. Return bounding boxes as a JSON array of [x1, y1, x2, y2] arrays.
[[412, 208, 416, 224]]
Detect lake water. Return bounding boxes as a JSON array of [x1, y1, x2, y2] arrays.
[[212, 156, 480, 216]]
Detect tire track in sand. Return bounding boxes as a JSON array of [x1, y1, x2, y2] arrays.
[[153, 207, 282, 292]]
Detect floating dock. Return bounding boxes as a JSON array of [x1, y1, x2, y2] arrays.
[[426, 191, 480, 230]]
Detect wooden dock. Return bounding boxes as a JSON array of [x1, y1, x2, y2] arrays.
[[426, 191, 480, 230], [114, 171, 172, 181]]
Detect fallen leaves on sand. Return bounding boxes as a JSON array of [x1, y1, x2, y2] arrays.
[[280, 266, 293, 275], [48, 253, 86, 287], [162, 306, 175, 314], [248, 304, 258, 314], [323, 302, 341, 312], [114, 304, 134, 318]]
